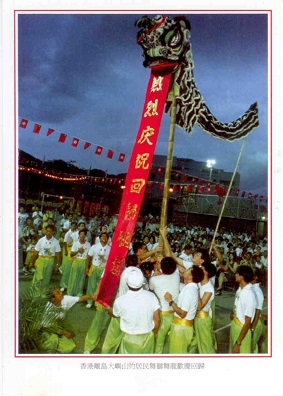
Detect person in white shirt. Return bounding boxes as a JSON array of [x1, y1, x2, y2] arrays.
[[235, 244, 243, 259], [254, 255, 264, 270], [63, 222, 77, 247], [95, 225, 111, 246], [85, 232, 110, 308], [18, 206, 29, 232], [116, 255, 142, 298], [23, 237, 38, 275], [194, 262, 217, 354], [164, 265, 204, 354], [59, 221, 78, 292], [70, 222, 89, 244], [62, 214, 73, 232], [40, 287, 95, 353], [251, 269, 265, 353], [32, 206, 43, 228], [21, 218, 38, 273], [146, 235, 159, 252], [67, 229, 91, 296], [29, 225, 61, 294], [101, 255, 140, 354], [149, 257, 180, 354], [179, 244, 194, 269], [229, 265, 256, 354], [106, 267, 160, 354]]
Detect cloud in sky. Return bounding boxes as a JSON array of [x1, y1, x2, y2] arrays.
[[18, 12, 269, 196]]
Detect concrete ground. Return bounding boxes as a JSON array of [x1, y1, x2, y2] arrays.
[[18, 270, 268, 355]]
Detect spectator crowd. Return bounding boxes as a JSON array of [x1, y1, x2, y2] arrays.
[[18, 204, 268, 355]]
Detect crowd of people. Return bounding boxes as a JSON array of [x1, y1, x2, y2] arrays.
[[18, 204, 268, 355]]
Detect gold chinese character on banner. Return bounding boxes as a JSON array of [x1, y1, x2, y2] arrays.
[[118, 230, 132, 248], [135, 153, 150, 170], [138, 126, 155, 145], [111, 257, 124, 276], [144, 99, 158, 117], [124, 203, 138, 220], [151, 76, 164, 92], [130, 178, 146, 194]]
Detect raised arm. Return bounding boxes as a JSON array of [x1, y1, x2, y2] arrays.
[[28, 249, 39, 270], [159, 227, 186, 275], [211, 242, 223, 263], [164, 292, 187, 319], [139, 245, 163, 262]]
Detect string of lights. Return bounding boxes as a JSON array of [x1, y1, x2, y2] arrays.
[[19, 164, 267, 202]]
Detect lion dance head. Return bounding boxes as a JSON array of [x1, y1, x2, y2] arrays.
[[135, 14, 259, 141], [135, 15, 192, 68]]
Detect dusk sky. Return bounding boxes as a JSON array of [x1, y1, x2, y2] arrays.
[[17, 12, 269, 197]]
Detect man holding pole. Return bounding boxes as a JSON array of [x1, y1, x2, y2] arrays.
[[105, 267, 160, 354]]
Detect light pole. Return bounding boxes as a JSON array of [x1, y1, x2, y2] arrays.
[[40, 192, 74, 213], [206, 159, 216, 181]]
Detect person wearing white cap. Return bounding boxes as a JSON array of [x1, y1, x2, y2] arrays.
[[106, 267, 160, 354], [101, 254, 140, 354]]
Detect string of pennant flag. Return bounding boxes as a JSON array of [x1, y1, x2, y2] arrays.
[[19, 118, 126, 163], [19, 117, 267, 203]]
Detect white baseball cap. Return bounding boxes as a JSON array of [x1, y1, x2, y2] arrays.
[[126, 267, 144, 289]]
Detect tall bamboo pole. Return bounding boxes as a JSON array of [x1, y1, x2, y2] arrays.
[[209, 136, 248, 254], [159, 91, 177, 244]]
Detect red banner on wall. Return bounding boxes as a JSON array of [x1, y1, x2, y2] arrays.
[[97, 63, 177, 307]]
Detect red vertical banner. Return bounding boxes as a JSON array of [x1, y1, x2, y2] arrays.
[[97, 63, 177, 307]]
